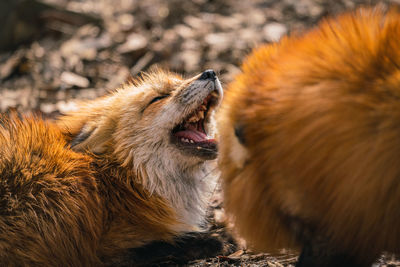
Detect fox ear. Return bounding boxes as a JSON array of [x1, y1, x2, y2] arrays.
[[59, 113, 114, 155], [57, 95, 118, 155], [71, 120, 114, 154], [70, 123, 96, 148]]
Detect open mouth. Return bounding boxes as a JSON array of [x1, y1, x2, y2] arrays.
[[171, 90, 220, 159]]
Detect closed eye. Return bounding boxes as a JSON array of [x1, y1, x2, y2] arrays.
[[142, 94, 170, 113], [149, 95, 169, 105]]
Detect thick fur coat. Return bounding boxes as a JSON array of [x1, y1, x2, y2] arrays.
[[218, 6, 400, 267], [0, 69, 222, 265]]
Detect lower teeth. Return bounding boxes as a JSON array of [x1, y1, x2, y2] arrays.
[[180, 138, 195, 144]]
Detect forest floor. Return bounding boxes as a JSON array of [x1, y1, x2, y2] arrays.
[[1, 0, 400, 266]]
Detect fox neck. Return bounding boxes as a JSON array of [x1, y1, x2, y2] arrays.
[[59, 95, 217, 231], [137, 155, 217, 231], [95, 151, 217, 232]]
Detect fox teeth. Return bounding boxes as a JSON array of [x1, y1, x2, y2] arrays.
[[185, 107, 206, 124], [199, 105, 207, 111], [187, 116, 199, 123], [180, 137, 194, 143], [187, 110, 204, 123], [198, 112, 204, 120]]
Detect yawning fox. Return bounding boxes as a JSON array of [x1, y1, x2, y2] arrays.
[[0, 68, 223, 265]]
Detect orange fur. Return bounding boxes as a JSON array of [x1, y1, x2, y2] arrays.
[[0, 69, 222, 265], [0, 115, 178, 266], [218, 6, 400, 266]]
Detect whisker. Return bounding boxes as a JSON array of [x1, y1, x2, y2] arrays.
[[200, 165, 221, 198], [200, 166, 219, 181]]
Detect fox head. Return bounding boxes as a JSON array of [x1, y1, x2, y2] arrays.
[[58, 68, 222, 194]]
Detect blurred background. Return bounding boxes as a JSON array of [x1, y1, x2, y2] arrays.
[[1, 0, 399, 117]]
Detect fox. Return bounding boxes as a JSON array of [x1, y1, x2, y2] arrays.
[[0, 68, 223, 265], [218, 6, 400, 267]]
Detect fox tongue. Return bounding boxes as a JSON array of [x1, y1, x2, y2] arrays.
[[174, 130, 208, 142], [174, 123, 214, 143]]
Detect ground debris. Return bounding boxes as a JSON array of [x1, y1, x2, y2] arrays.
[[60, 71, 90, 88]]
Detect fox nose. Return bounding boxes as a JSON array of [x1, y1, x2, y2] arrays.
[[199, 69, 216, 80]]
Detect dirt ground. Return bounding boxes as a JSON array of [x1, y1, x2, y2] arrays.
[[1, 0, 400, 266]]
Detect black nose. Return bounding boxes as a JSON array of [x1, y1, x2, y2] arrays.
[[198, 69, 216, 80]]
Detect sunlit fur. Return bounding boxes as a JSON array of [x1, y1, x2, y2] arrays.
[[0, 69, 220, 265], [219, 6, 400, 266], [58, 69, 220, 229]]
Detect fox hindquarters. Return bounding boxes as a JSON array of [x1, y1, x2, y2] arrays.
[[0, 69, 223, 265], [218, 6, 400, 267]]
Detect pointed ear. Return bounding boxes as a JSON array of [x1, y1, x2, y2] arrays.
[[59, 113, 116, 155], [70, 123, 95, 148]]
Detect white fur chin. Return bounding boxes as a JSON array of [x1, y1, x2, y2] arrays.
[[115, 74, 222, 232], [139, 147, 217, 231]]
